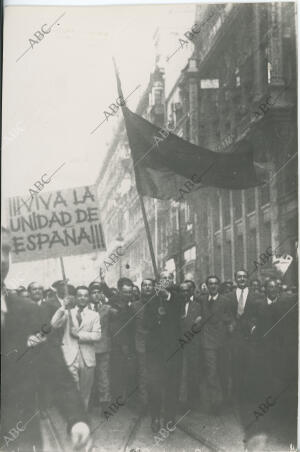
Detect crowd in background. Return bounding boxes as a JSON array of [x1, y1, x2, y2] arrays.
[[3, 268, 298, 451]]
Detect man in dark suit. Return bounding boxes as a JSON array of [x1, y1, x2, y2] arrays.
[[109, 277, 135, 402], [131, 279, 156, 412], [142, 279, 165, 432], [156, 271, 183, 428], [244, 278, 298, 449], [179, 281, 202, 410], [143, 271, 182, 433], [225, 269, 262, 405], [198, 275, 232, 414], [1, 226, 90, 451]]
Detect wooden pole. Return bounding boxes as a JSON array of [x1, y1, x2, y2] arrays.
[[59, 257, 73, 328], [138, 194, 159, 280], [112, 58, 159, 281], [59, 256, 69, 296]]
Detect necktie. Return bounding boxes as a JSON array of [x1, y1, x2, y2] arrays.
[[76, 309, 82, 326], [185, 301, 189, 316], [237, 289, 245, 316]]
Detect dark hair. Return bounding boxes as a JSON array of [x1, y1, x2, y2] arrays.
[[184, 279, 196, 290], [142, 278, 155, 286], [234, 269, 249, 279], [88, 282, 102, 293], [76, 285, 89, 294], [68, 285, 76, 296], [27, 281, 42, 292], [264, 277, 278, 289], [117, 277, 133, 291], [17, 285, 26, 292], [250, 278, 261, 286], [205, 275, 220, 285]]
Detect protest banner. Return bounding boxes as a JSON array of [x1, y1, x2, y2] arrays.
[[6, 185, 106, 263]]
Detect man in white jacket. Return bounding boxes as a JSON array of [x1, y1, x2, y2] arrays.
[[52, 285, 101, 411]]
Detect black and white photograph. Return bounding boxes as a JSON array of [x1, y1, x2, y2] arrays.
[[1, 1, 298, 451]]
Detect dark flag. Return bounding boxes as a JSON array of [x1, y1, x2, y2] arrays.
[[114, 62, 266, 200]]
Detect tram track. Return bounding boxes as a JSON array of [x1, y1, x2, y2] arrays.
[[122, 410, 217, 452]]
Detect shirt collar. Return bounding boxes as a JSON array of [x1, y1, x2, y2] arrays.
[[1, 292, 8, 314], [267, 297, 277, 305], [208, 294, 218, 301], [57, 296, 65, 306], [76, 305, 89, 314], [237, 287, 249, 295]]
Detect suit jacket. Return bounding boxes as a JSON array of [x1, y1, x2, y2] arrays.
[[198, 293, 232, 349], [60, 306, 101, 367], [225, 288, 262, 338], [256, 294, 298, 346], [142, 289, 182, 359], [131, 298, 149, 353], [180, 298, 202, 350], [1, 293, 86, 450], [109, 295, 133, 351]]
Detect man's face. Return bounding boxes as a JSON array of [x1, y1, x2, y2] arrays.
[[1, 230, 11, 284], [141, 280, 154, 297], [250, 280, 261, 294], [76, 289, 89, 309], [159, 271, 174, 289], [207, 278, 219, 296], [276, 279, 283, 292], [186, 282, 195, 295], [90, 288, 102, 304], [56, 284, 66, 298], [201, 283, 208, 294], [29, 282, 43, 302], [266, 281, 278, 300], [235, 271, 248, 289], [180, 283, 191, 302], [120, 284, 133, 303], [19, 290, 29, 298]]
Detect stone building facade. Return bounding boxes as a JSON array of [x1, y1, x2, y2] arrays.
[[96, 2, 297, 287]]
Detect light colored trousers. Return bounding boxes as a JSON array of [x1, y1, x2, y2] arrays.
[[69, 350, 95, 411]]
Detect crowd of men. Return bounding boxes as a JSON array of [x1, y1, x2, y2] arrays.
[[1, 225, 298, 451]]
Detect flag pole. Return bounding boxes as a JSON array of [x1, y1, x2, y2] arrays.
[[59, 256, 74, 328], [112, 58, 159, 280], [138, 194, 159, 280]]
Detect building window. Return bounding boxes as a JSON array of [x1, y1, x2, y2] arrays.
[[261, 221, 272, 259], [267, 62, 272, 84], [233, 190, 242, 219], [247, 228, 257, 271], [214, 244, 222, 279], [223, 190, 231, 226], [184, 246, 196, 263], [245, 188, 255, 213], [235, 68, 241, 87], [235, 235, 244, 269], [260, 184, 270, 205], [224, 240, 232, 280]]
